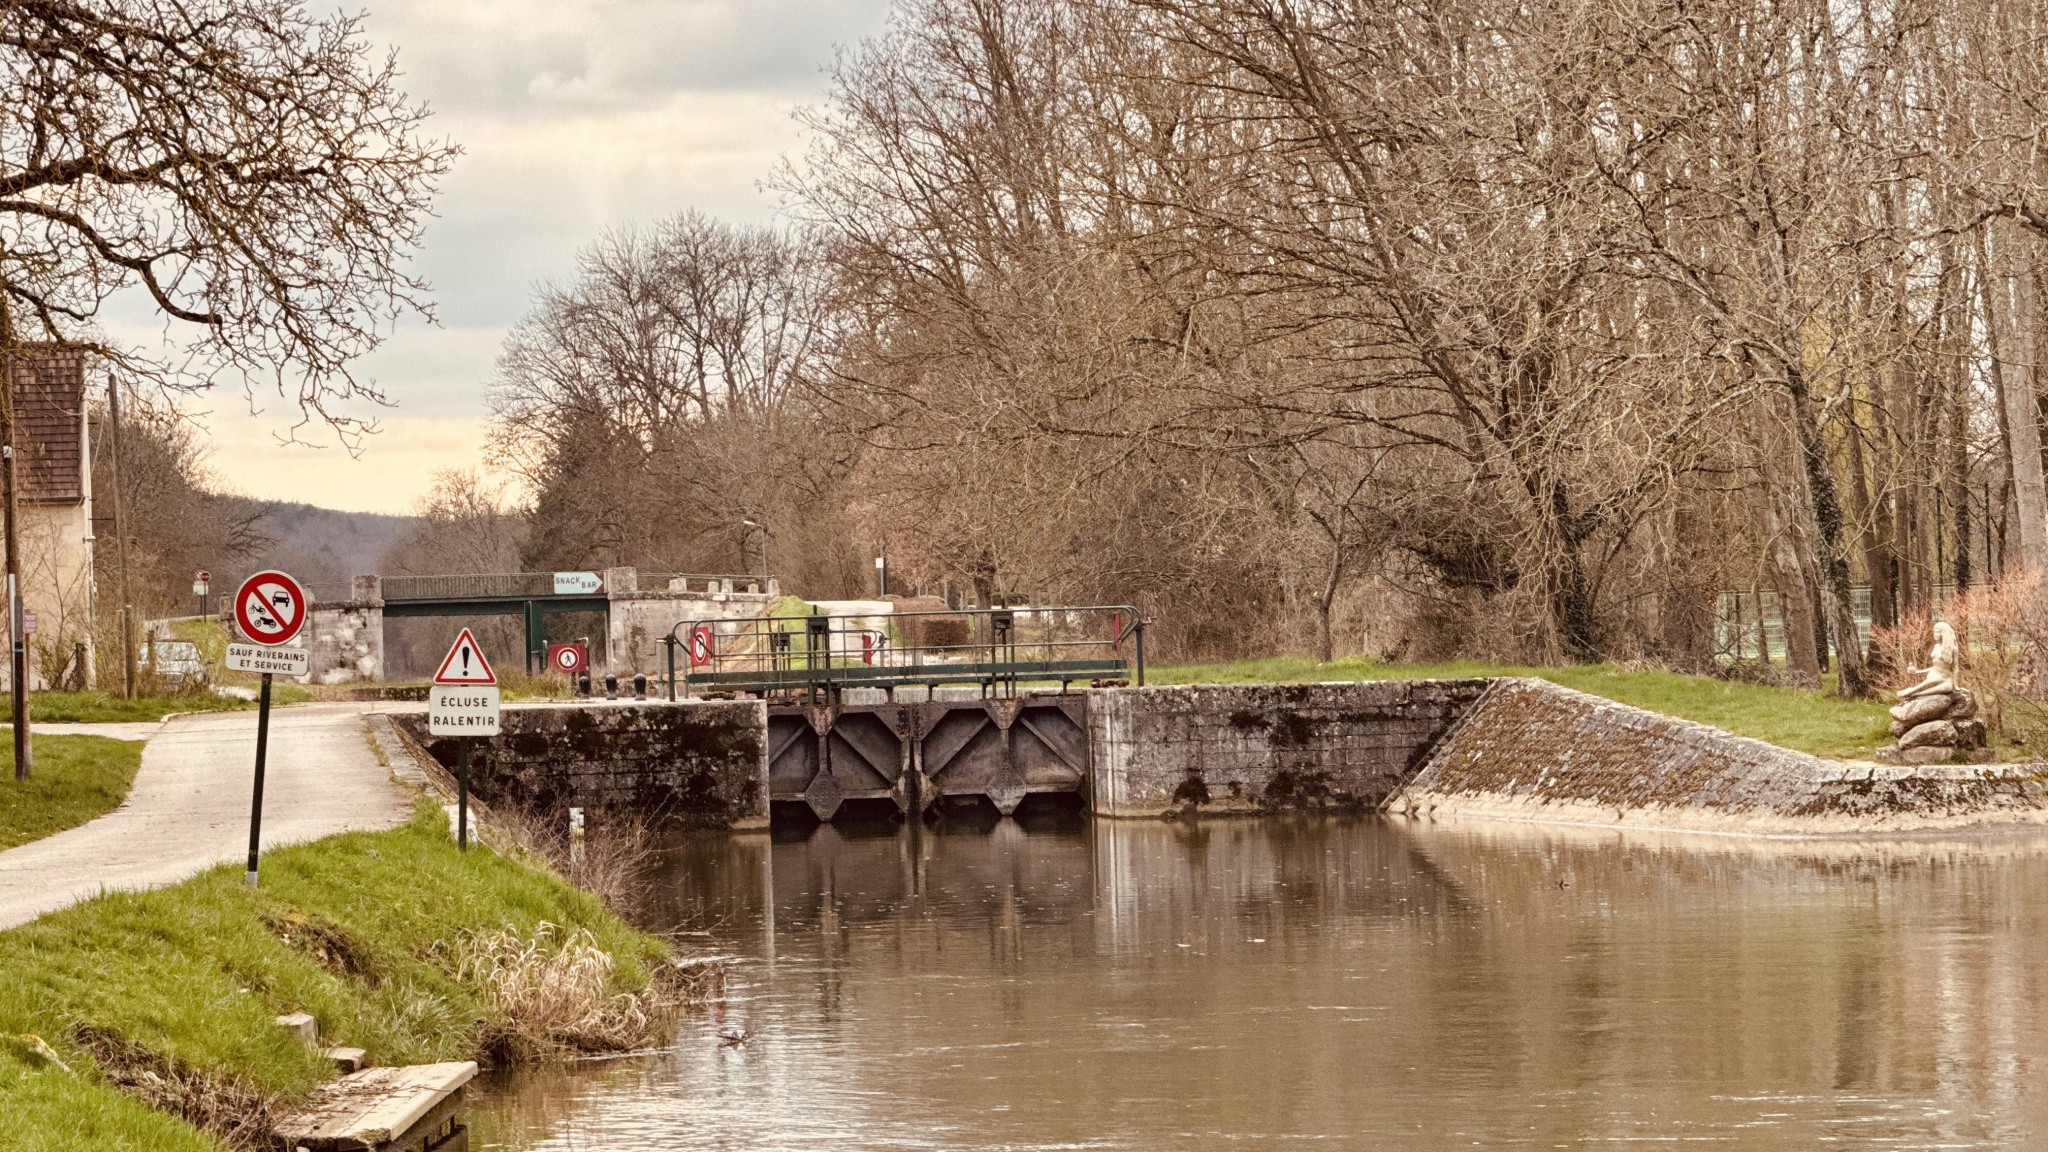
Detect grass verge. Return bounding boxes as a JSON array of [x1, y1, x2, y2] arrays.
[[0, 735, 144, 850], [1152, 657, 1893, 759], [2, 691, 252, 724], [0, 803, 692, 1152]]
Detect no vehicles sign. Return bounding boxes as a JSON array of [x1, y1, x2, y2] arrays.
[[233, 571, 307, 646]]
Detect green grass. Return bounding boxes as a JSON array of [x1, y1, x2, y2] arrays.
[[2, 691, 250, 724], [1153, 657, 1894, 759], [0, 736, 144, 850], [0, 804, 670, 1152]]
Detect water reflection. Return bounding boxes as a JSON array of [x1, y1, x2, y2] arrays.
[[470, 817, 2048, 1149]]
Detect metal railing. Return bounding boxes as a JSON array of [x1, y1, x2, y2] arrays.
[[637, 573, 775, 595], [665, 605, 1143, 699], [1717, 584, 1963, 663], [379, 571, 773, 602], [381, 572, 562, 601]]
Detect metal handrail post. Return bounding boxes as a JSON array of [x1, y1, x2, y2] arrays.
[[663, 633, 677, 701], [1135, 619, 1146, 686]]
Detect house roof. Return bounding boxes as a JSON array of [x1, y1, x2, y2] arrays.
[[5, 344, 86, 504]]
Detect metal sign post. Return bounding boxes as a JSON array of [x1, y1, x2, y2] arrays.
[[229, 569, 308, 886], [429, 628, 500, 851]]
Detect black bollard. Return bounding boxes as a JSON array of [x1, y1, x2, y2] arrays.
[[633, 672, 647, 699], [577, 672, 591, 697], [604, 673, 618, 700]]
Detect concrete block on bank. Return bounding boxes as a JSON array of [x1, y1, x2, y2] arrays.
[[325, 1046, 368, 1073], [276, 1012, 317, 1047]]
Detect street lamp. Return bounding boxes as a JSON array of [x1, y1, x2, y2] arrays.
[[741, 520, 770, 585], [192, 570, 211, 619]]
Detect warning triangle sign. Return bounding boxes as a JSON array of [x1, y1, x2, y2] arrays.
[[433, 628, 498, 685]]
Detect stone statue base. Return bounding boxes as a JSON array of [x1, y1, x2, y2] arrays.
[[1873, 689, 1992, 765]]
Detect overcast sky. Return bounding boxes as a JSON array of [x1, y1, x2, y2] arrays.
[[188, 0, 893, 513]]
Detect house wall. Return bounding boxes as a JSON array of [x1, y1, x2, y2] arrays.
[[11, 499, 95, 690]]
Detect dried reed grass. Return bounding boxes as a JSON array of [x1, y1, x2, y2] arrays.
[[452, 922, 689, 1063], [476, 805, 655, 916]]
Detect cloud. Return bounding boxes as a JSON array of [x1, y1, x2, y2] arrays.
[[195, 408, 517, 515], [368, 0, 889, 114], [95, 1, 896, 512]]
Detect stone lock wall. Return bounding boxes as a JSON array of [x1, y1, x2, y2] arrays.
[[306, 603, 383, 684], [1391, 678, 2048, 835], [1086, 680, 1491, 817], [393, 699, 769, 829]]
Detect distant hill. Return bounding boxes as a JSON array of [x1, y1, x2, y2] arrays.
[[220, 498, 416, 592]]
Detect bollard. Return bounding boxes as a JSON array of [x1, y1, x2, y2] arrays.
[[633, 672, 647, 699], [577, 672, 591, 697], [604, 673, 618, 700]]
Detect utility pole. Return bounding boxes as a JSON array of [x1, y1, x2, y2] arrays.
[[0, 296, 25, 781], [107, 374, 136, 699]]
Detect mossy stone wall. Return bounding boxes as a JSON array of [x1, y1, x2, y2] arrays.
[[394, 700, 768, 829], [1087, 680, 1491, 817]]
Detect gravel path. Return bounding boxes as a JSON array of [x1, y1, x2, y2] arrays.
[[0, 703, 412, 930]]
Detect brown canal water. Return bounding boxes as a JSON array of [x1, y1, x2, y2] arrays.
[[467, 813, 2048, 1149]]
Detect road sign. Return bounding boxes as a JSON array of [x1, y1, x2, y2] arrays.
[[235, 569, 307, 890], [547, 641, 587, 675], [225, 642, 309, 676], [553, 571, 604, 595], [233, 571, 307, 646], [429, 625, 503, 855], [433, 628, 497, 685], [688, 623, 714, 667], [20, 612, 36, 636], [428, 684, 501, 736]]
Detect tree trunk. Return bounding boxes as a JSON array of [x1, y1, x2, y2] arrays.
[[1781, 365, 1868, 697], [1545, 480, 1598, 663], [1313, 548, 1340, 664], [1659, 496, 1718, 672], [1758, 480, 1822, 687], [1845, 391, 1896, 633], [1981, 221, 2048, 573], [1949, 358, 1973, 590]]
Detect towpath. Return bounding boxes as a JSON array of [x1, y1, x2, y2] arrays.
[[0, 703, 411, 930]]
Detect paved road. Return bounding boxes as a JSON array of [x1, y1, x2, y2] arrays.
[[0, 704, 411, 929]]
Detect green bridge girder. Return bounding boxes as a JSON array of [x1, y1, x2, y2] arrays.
[[381, 594, 607, 672]]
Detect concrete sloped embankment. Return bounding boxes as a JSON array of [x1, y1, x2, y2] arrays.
[[1387, 677, 2048, 836]]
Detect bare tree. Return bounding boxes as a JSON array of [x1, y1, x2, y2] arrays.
[[488, 214, 857, 593], [1, 0, 454, 426]]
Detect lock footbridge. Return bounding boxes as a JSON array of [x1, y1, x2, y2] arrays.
[[666, 605, 1143, 700], [666, 605, 1145, 820]]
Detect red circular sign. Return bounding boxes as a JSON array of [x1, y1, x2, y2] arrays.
[[689, 624, 715, 667], [548, 642, 587, 675], [233, 570, 308, 646]]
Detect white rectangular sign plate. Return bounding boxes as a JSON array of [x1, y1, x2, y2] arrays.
[[553, 571, 604, 595], [429, 684, 501, 737], [224, 642, 310, 676]]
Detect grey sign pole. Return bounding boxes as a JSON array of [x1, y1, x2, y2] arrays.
[[457, 739, 471, 851]]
